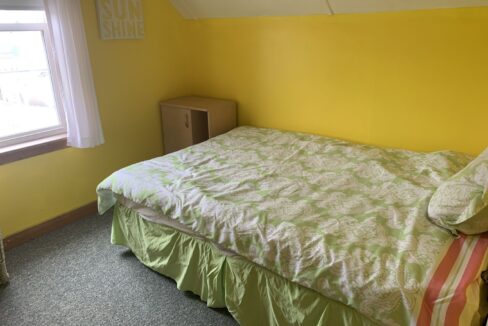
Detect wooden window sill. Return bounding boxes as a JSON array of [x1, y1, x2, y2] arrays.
[[0, 135, 68, 165]]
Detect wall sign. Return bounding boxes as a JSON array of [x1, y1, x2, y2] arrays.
[[96, 0, 144, 40]]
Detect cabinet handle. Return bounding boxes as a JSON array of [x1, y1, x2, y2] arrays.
[[185, 113, 189, 128]]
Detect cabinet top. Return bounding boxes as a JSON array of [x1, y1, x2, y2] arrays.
[[160, 96, 236, 112]]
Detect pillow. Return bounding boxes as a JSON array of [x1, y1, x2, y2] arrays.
[[428, 148, 488, 235]]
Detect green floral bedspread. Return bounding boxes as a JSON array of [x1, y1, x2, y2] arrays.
[[97, 126, 472, 325]]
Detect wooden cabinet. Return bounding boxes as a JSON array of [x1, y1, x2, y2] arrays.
[[160, 96, 237, 154]]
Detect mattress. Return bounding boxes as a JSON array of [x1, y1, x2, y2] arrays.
[[97, 126, 488, 325], [118, 196, 238, 256]]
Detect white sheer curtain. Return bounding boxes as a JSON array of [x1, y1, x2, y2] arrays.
[[43, 0, 104, 148]]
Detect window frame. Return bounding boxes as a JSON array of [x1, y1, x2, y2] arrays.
[[0, 16, 67, 150]]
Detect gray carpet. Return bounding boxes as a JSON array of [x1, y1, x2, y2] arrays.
[[0, 210, 238, 326]]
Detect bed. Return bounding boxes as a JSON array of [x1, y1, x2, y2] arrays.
[[97, 126, 488, 326]]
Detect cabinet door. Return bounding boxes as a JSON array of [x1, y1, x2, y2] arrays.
[[161, 106, 193, 154]]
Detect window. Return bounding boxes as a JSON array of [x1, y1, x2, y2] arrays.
[[0, 9, 66, 149], [0, 0, 103, 163]]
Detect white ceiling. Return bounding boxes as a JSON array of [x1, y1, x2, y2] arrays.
[[329, 0, 488, 14], [170, 0, 331, 19], [170, 0, 488, 19]]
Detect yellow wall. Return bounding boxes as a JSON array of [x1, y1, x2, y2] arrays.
[[0, 0, 192, 236], [188, 7, 488, 155], [2, 4, 488, 237]]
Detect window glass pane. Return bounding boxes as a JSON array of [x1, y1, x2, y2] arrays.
[[0, 30, 60, 138], [0, 10, 46, 23]]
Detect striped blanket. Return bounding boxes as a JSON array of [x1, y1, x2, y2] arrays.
[[419, 234, 488, 325]]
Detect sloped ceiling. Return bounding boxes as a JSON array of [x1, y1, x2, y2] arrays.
[[170, 0, 488, 19]]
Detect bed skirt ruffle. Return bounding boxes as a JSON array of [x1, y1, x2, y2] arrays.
[[112, 203, 378, 326]]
